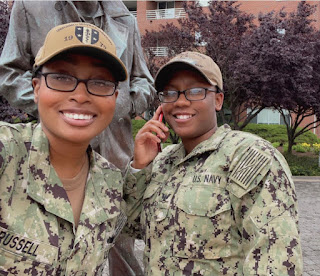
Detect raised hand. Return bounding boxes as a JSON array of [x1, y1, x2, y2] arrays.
[[132, 106, 169, 169]]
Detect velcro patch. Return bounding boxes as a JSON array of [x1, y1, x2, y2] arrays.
[[229, 147, 271, 190], [105, 210, 127, 246]]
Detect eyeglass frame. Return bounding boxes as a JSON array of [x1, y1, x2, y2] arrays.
[[157, 87, 221, 103], [37, 72, 118, 97]]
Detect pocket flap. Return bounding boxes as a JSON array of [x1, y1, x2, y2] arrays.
[[143, 182, 160, 200], [176, 185, 231, 217]]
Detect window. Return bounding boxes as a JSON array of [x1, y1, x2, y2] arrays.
[[277, 28, 286, 35], [158, 1, 175, 10], [248, 108, 290, 125], [198, 0, 210, 6], [195, 31, 207, 46], [156, 1, 175, 19], [149, 47, 168, 57]]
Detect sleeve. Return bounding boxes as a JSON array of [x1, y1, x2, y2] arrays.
[[128, 19, 156, 118], [227, 145, 303, 275], [0, 1, 37, 117], [122, 162, 153, 238]]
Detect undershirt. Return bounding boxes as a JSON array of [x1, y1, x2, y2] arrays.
[[61, 156, 89, 228]]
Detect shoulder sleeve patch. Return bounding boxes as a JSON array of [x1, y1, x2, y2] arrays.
[[229, 147, 271, 190]]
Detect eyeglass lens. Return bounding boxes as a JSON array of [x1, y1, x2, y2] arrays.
[[44, 73, 116, 96], [159, 88, 208, 103]]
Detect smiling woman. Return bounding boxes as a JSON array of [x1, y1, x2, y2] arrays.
[[127, 51, 303, 276], [33, 54, 118, 147], [0, 22, 144, 276]]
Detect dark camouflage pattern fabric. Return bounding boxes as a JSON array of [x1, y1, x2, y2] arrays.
[[0, 122, 131, 275], [126, 124, 303, 276]]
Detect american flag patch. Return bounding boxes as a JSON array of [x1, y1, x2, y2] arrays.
[[229, 147, 271, 189]]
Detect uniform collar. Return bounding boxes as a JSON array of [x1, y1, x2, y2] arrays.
[[26, 124, 119, 230], [100, 1, 131, 18], [63, 1, 130, 58], [170, 124, 232, 166], [26, 124, 74, 223], [75, 151, 122, 242]]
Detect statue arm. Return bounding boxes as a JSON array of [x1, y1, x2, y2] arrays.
[[0, 1, 37, 116]]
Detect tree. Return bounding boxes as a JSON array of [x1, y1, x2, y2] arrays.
[[185, 1, 256, 128], [234, 2, 320, 153], [142, 23, 196, 77]]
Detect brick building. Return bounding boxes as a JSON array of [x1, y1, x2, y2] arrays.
[[123, 0, 320, 137]]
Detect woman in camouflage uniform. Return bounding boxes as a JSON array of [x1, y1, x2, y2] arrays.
[[127, 52, 303, 275], [0, 22, 139, 275]]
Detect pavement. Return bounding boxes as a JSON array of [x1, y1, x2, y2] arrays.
[[293, 176, 320, 276], [105, 176, 320, 276]]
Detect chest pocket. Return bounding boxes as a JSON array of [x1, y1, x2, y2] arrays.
[[173, 184, 232, 260], [0, 227, 57, 275]]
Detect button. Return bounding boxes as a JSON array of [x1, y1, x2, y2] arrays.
[[54, 2, 63, 11], [156, 211, 164, 220]]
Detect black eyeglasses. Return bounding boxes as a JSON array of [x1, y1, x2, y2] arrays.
[[158, 87, 218, 103], [38, 72, 117, 96]]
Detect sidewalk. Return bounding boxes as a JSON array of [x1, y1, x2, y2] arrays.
[[293, 176, 320, 183], [293, 176, 320, 276]]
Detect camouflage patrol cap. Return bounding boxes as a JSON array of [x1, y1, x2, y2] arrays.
[[33, 22, 127, 81], [154, 51, 223, 92]]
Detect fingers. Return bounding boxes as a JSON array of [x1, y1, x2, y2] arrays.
[[152, 106, 163, 120], [137, 120, 168, 141], [136, 131, 161, 144], [132, 108, 169, 169]]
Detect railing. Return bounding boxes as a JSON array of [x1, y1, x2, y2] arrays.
[[130, 11, 137, 17], [146, 8, 186, 20], [148, 47, 168, 57]]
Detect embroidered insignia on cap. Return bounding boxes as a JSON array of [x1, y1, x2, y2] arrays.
[[75, 26, 99, 45], [229, 147, 271, 190]]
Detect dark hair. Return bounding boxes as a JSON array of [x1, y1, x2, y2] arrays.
[[32, 66, 42, 78]]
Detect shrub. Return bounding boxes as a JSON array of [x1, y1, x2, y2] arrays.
[[242, 124, 320, 144], [0, 96, 35, 124], [283, 153, 320, 176], [292, 143, 310, 153], [272, 142, 281, 148], [312, 143, 320, 154], [132, 119, 146, 139]]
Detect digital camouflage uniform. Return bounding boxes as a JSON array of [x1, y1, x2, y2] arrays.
[[0, 122, 135, 275], [126, 124, 303, 276]]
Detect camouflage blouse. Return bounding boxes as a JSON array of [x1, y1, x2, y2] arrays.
[[126, 124, 303, 276], [0, 122, 129, 275]]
